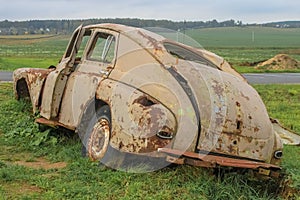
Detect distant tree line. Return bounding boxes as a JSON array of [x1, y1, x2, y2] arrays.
[[0, 18, 299, 35], [262, 21, 300, 28]]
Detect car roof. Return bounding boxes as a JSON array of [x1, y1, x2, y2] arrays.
[[85, 23, 139, 33], [84, 23, 166, 49]]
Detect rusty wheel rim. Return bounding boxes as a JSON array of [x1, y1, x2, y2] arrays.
[[88, 118, 110, 161]]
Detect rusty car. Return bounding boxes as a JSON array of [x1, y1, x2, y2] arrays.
[[13, 23, 284, 176]]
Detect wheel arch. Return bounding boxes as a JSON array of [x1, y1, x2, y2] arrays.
[[76, 96, 111, 136], [15, 78, 31, 100], [76, 96, 112, 158], [14, 77, 35, 113], [13, 68, 51, 113]]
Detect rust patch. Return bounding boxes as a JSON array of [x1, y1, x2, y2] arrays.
[[36, 117, 75, 130], [24, 68, 51, 86], [228, 144, 239, 155], [158, 148, 281, 172], [215, 117, 224, 127], [138, 135, 171, 153], [111, 130, 117, 138], [119, 141, 124, 149], [211, 79, 225, 96], [240, 92, 250, 101], [137, 30, 163, 50], [254, 127, 260, 132]]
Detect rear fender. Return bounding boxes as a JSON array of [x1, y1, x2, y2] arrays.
[[13, 68, 52, 113], [95, 79, 177, 156]]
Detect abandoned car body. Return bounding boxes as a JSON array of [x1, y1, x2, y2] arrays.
[[13, 23, 283, 176]]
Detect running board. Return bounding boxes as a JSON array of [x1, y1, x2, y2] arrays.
[[35, 117, 75, 130]]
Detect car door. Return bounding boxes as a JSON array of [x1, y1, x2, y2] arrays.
[[58, 29, 119, 128], [40, 25, 85, 120]]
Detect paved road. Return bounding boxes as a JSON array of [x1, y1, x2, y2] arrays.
[[1, 71, 300, 84], [0, 71, 13, 82], [243, 73, 300, 84]]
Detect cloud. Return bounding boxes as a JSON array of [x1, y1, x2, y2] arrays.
[[209, 0, 300, 22], [0, 0, 299, 23]]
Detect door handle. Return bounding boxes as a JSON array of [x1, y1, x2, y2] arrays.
[[99, 70, 109, 76]]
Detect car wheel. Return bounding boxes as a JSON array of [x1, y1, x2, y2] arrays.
[[78, 101, 128, 170], [80, 104, 111, 161], [87, 116, 110, 161], [87, 105, 111, 161]]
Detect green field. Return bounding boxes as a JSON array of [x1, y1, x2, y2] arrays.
[[0, 34, 68, 71], [0, 83, 299, 199], [186, 27, 300, 72], [187, 27, 300, 48], [1, 27, 300, 72]]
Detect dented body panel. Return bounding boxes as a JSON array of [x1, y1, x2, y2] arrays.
[[13, 68, 52, 113], [13, 23, 283, 173]]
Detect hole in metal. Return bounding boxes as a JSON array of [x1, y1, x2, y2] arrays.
[[135, 96, 156, 107], [236, 120, 242, 130], [274, 151, 283, 159], [157, 131, 173, 139]]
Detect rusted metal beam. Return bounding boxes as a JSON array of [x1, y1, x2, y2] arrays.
[[158, 148, 281, 170]]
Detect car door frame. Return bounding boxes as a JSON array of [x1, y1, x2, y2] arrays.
[[40, 25, 85, 120], [58, 28, 119, 128]]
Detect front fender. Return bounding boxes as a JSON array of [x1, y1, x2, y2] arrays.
[[13, 68, 52, 113]]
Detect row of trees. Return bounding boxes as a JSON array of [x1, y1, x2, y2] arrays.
[[1, 18, 299, 35], [0, 18, 244, 35]]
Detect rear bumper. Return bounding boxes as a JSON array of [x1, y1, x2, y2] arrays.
[[158, 148, 281, 178]]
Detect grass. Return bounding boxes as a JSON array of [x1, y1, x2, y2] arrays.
[[253, 84, 300, 133], [0, 82, 299, 199], [0, 57, 59, 71]]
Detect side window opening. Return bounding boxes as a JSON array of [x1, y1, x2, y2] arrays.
[[77, 30, 92, 59], [88, 32, 116, 63]]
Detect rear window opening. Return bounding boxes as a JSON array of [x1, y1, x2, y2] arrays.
[[163, 42, 217, 69]]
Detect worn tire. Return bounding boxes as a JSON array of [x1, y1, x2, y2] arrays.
[[87, 116, 110, 161], [81, 105, 111, 160]]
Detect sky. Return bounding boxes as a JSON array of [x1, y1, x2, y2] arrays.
[[0, 0, 300, 23]]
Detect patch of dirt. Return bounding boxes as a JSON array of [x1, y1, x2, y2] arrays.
[[2, 182, 43, 197], [240, 60, 267, 67], [279, 178, 300, 199], [17, 182, 42, 193], [255, 54, 300, 70], [14, 157, 67, 170]]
